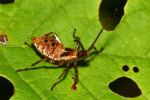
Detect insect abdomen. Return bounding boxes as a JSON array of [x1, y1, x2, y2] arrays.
[[32, 36, 65, 60]]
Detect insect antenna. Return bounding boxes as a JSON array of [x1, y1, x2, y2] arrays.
[[88, 9, 117, 52]]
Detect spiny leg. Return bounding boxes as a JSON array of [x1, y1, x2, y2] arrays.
[[16, 58, 47, 72], [73, 29, 85, 50], [51, 62, 70, 91], [71, 62, 78, 90]]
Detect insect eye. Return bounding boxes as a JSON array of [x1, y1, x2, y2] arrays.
[[51, 43, 55, 46], [44, 39, 48, 43]]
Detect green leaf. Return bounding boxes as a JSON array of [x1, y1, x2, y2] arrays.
[[0, 0, 150, 99]]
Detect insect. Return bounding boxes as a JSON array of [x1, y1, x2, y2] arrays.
[[16, 9, 117, 91], [0, 34, 8, 45]]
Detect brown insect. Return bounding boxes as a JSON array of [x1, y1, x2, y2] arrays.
[[16, 9, 117, 90]]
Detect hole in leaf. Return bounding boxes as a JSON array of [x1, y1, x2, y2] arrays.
[[0, 0, 14, 4], [109, 77, 142, 98], [0, 76, 14, 100], [99, 0, 127, 30], [133, 67, 139, 73], [122, 65, 129, 72]]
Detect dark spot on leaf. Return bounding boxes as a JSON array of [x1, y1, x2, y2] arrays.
[[99, 0, 127, 30], [0, 34, 8, 45], [44, 39, 48, 43], [122, 65, 129, 72], [51, 43, 55, 46], [109, 77, 142, 98], [0, 76, 14, 100], [0, 0, 14, 4], [133, 67, 139, 73]]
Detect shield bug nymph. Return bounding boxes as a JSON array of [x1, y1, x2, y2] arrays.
[[16, 9, 117, 91]]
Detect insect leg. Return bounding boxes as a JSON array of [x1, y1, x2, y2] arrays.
[[71, 62, 78, 90], [51, 62, 70, 91], [24, 42, 33, 47], [16, 58, 47, 72], [75, 41, 80, 50], [73, 29, 85, 50], [45, 32, 61, 43], [93, 47, 104, 53]]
